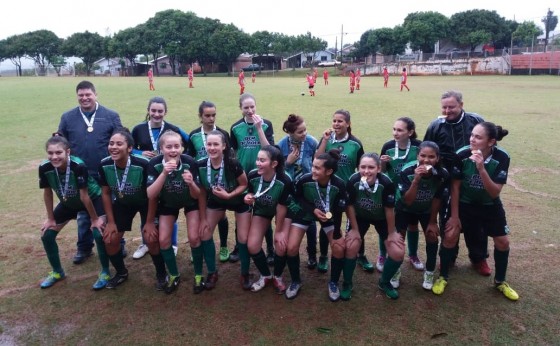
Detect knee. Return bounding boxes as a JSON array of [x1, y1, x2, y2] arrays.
[[388, 244, 405, 262], [331, 241, 345, 258], [494, 236, 509, 251], [442, 230, 459, 248], [41, 229, 57, 243]]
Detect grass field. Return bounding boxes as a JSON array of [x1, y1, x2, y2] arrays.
[[0, 73, 559, 345]]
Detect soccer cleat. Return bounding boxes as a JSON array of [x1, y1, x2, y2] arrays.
[[204, 272, 218, 290], [40, 271, 65, 289], [273, 276, 287, 295], [165, 275, 181, 294], [376, 256, 386, 273], [432, 277, 448, 295], [317, 256, 329, 273], [378, 280, 399, 300], [473, 259, 492, 276], [409, 255, 425, 271], [219, 247, 230, 262], [422, 271, 435, 290], [240, 274, 251, 290], [193, 275, 205, 294], [251, 275, 272, 292], [105, 270, 128, 289], [155, 274, 168, 291], [390, 268, 401, 289], [73, 250, 93, 265], [285, 282, 302, 299], [328, 281, 340, 302], [307, 256, 317, 270], [266, 252, 275, 266], [357, 255, 375, 273], [92, 271, 110, 290], [495, 282, 519, 301], [132, 244, 149, 259], [340, 282, 353, 301], [229, 247, 240, 263]]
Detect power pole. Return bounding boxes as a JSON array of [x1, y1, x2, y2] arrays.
[[340, 25, 344, 61]]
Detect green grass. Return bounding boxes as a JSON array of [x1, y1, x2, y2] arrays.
[[0, 73, 559, 345]]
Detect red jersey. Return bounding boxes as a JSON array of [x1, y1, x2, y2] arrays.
[[349, 71, 356, 86], [306, 74, 315, 86], [401, 70, 407, 83], [239, 71, 245, 85], [188, 68, 193, 80], [323, 70, 329, 79], [383, 68, 389, 79]]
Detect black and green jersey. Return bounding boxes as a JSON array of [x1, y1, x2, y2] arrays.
[[347, 172, 395, 222], [197, 158, 246, 207], [318, 134, 364, 181], [294, 173, 347, 223], [39, 155, 101, 210], [187, 126, 230, 161], [247, 169, 293, 218], [98, 154, 149, 207], [380, 138, 422, 183], [397, 161, 448, 214], [451, 145, 509, 206], [230, 118, 274, 172], [146, 154, 200, 209]]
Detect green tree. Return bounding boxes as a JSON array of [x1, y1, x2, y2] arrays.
[[21, 30, 62, 76], [512, 21, 543, 47], [1, 35, 26, 76], [61, 31, 105, 76], [542, 9, 558, 51], [111, 26, 145, 76], [449, 10, 509, 50], [208, 24, 250, 75], [403, 12, 449, 53]]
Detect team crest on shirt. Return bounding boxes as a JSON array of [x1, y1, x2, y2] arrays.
[[337, 145, 344, 152], [240, 136, 260, 148], [147, 175, 155, 184], [467, 174, 484, 190], [338, 153, 350, 166], [256, 194, 274, 207]]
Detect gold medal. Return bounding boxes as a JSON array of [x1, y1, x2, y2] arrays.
[[325, 211, 332, 219], [152, 150, 159, 156], [87, 126, 94, 132], [118, 192, 124, 199], [425, 165, 432, 171], [361, 176, 367, 183]]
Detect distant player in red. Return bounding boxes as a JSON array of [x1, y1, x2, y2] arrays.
[[400, 67, 410, 91], [355, 69, 361, 90], [187, 66, 194, 88], [238, 70, 246, 95], [383, 66, 389, 88], [349, 70, 356, 93], [323, 68, 329, 85], [251, 72, 256, 83], [313, 67, 318, 83], [147, 67, 155, 91], [306, 73, 316, 96]]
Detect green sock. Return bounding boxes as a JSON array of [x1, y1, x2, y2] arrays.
[[379, 235, 387, 257], [202, 239, 216, 273], [108, 252, 126, 275], [93, 228, 110, 272], [343, 257, 357, 285], [287, 255, 301, 283], [381, 257, 403, 284], [439, 246, 453, 279], [238, 242, 250, 275], [407, 230, 419, 257], [494, 248, 509, 283], [330, 257, 344, 283], [161, 246, 178, 276], [150, 253, 166, 278], [191, 245, 203, 276], [218, 217, 229, 248], [426, 242, 438, 272], [274, 253, 287, 277], [251, 249, 271, 276], [41, 229, 63, 273]]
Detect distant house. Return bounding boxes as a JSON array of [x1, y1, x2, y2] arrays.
[[286, 50, 336, 68], [93, 58, 121, 76]]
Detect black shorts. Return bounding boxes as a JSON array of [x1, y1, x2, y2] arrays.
[[158, 203, 199, 218], [207, 199, 251, 214], [355, 217, 389, 240], [54, 197, 105, 225], [112, 202, 148, 232], [395, 209, 430, 232], [308, 85, 314, 89], [459, 202, 509, 238]]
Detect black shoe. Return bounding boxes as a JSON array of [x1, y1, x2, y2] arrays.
[[229, 247, 240, 263], [266, 252, 274, 266], [307, 256, 317, 270], [193, 277, 205, 294], [165, 275, 181, 294], [205, 272, 219, 290], [73, 250, 93, 265], [240, 274, 251, 290], [105, 270, 128, 289], [155, 275, 168, 291]]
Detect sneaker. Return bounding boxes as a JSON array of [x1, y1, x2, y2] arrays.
[[106, 270, 129, 289], [266, 252, 275, 266], [495, 282, 519, 301], [205, 272, 218, 290], [251, 275, 272, 292], [422, 271, 435, 290], [219, 247, 230, 262], [173, 245, 178, 257], [317, 256, 329, 273], [307, 256, 317, 270], [40, 271, 65, 289], [357, 255, 375, 273], [72, 250, 93, 265], [378, 280, 399, 300], [432, 277, 448, 295], [285, 282, 302, 299], [273, 276, 287, 295], [155, 274, 168, 291], [165, 275, 181, 294], [473, 259, 492, 276], [229, 247, 240, 263], [390, 268, 401, 289], [193, 275, 205, 294], [240, 274, 251, 290], [340, 282, 353, 301], [328, 281, 340, 302], [375, 256, 386, 273], [409, 255, 425, 271], [132, 244, 149, 259], [92, 271, 110, 290]]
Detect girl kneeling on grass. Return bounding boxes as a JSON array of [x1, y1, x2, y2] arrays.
[[346, 153, 405, 300], [245, 145, 293, 294], [395, 141, 448, 292], [144, 130, 203, 294], [98, 128, 151, 290], [197, 130, 251, 290], [38, 135, 106, 289], [434, 122, 518, 301]]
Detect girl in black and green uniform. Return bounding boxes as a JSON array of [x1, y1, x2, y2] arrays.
[[197, 130, 252, 290], [286, 149, 360, 302], [38, 135, 105, 289], [145, 130, 203, 294], [98, 129, 152, 290], [396, 141, 448, 292], [245, 145, 293, 294], [433, 122, 518, 301], [316, 110, 364, 273], [346, 153, 405, 300]]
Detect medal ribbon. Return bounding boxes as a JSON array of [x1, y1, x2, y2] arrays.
[[54, 156, 71, 201], [254, 174, 277, 198], [148, 121, 165, 152], [330, 132, 348, 144], [114, 157, 131, 197], [315, 181, 331, 213], [393, 139, 411, 159], [207, 158, 224, 188], [289, 138, 305, 165], [79, 102, 98, 131], [359, 177, 379, 194]]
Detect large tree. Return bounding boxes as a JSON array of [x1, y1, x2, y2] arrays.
[[1, 35, 27, 76], [110, 26, 145, 75], [512, 21, 543, 47], [449, 10, 509, 50], [403, 11, 449, 53], [208, 24, 251, 74], [61, 31, 105, 76], [21, 30, 62, 75]]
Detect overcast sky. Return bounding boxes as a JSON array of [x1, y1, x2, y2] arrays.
[[0, 0, 555, 69]]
